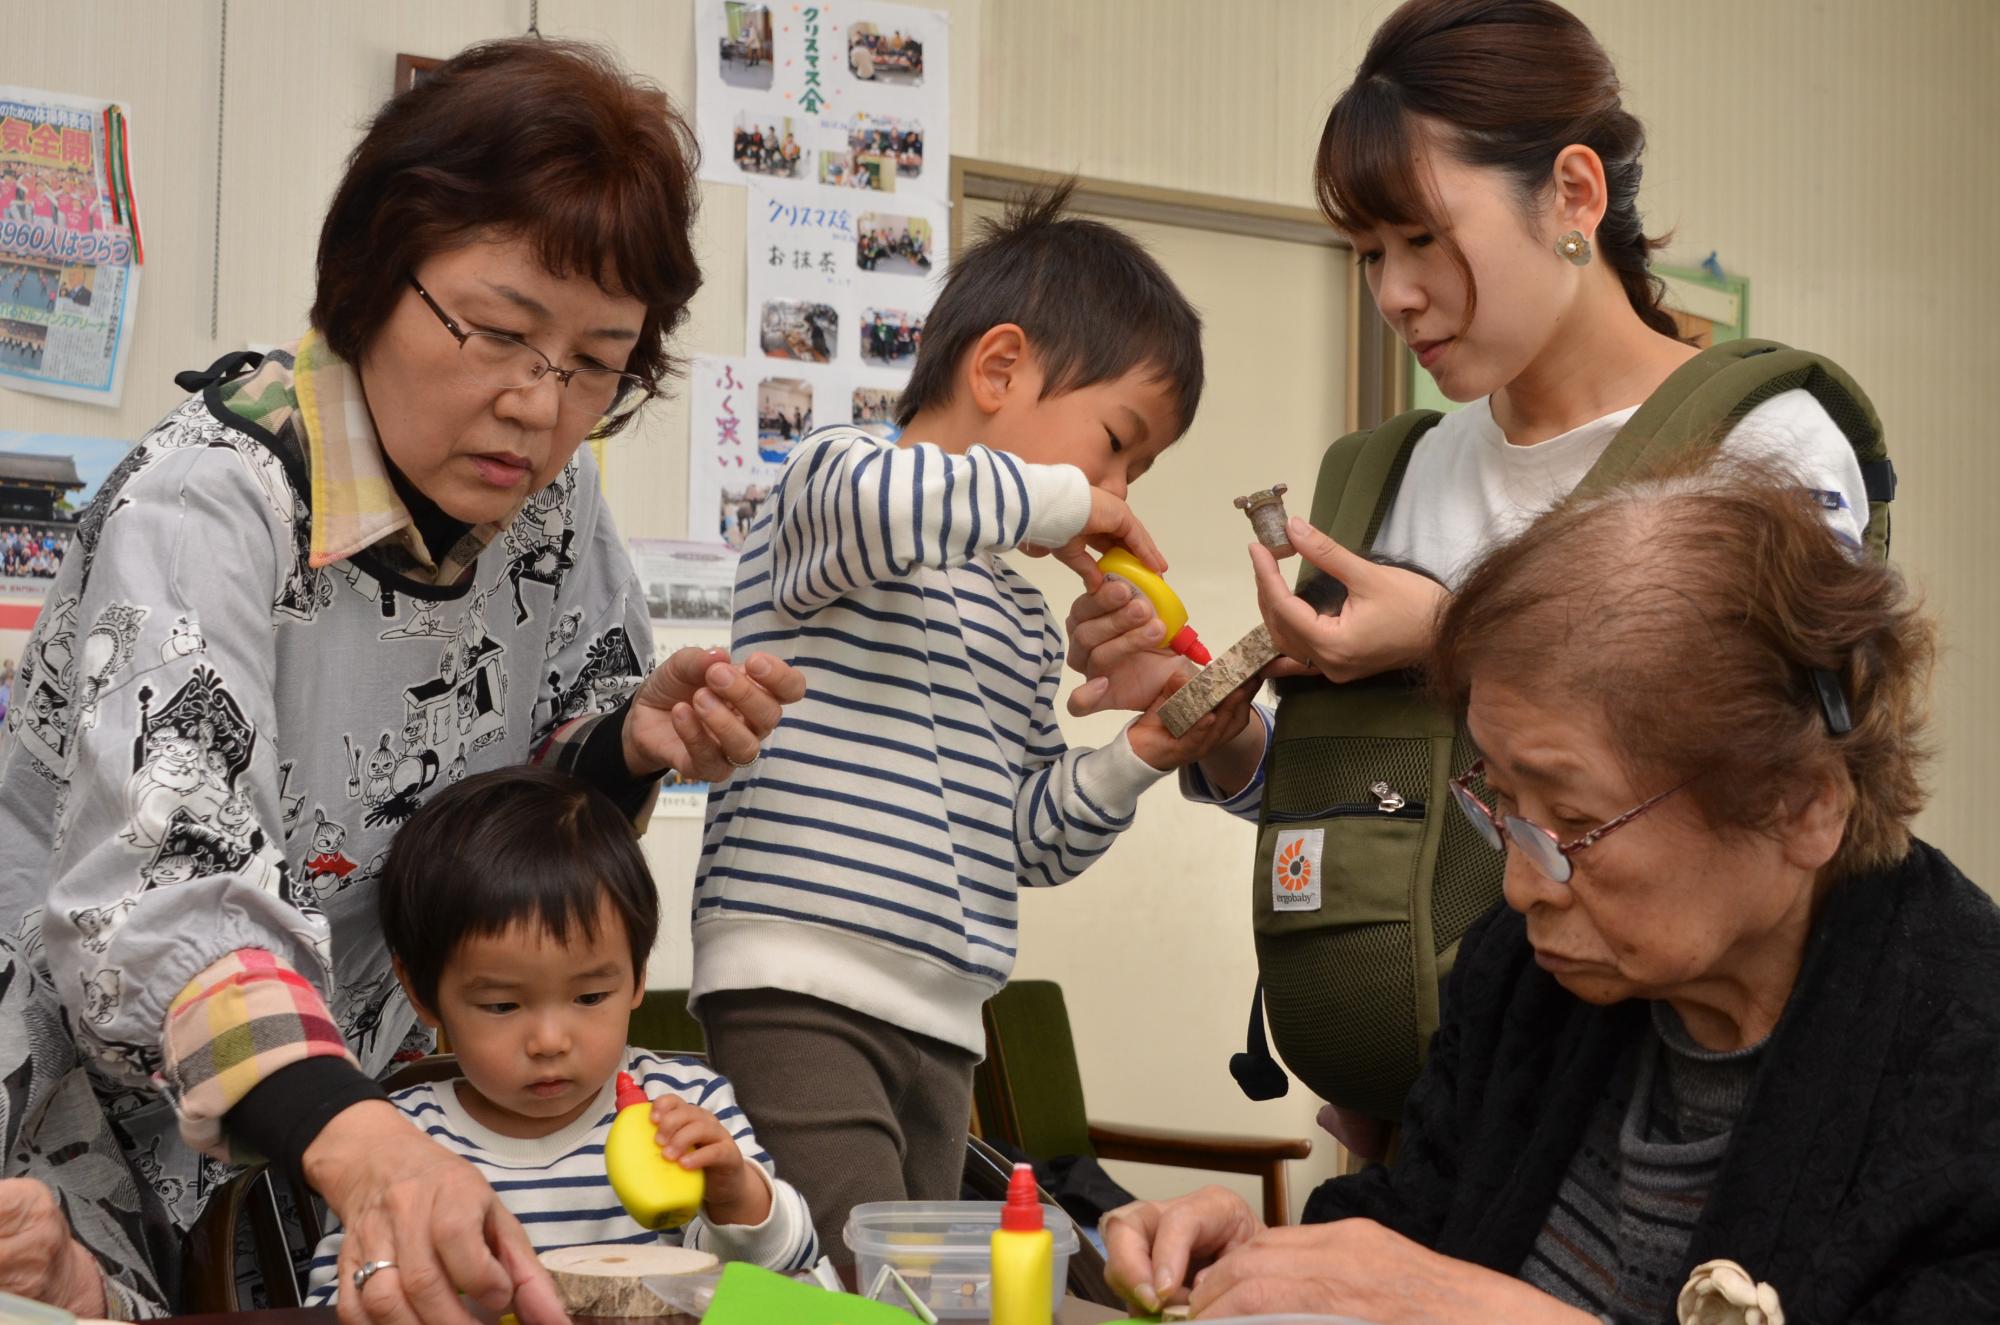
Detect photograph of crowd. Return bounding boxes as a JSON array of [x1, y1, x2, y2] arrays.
[[819, 117, 923, 192], [758, 299, 837, 363], [718, 2, 774, 90], [757, 377, 814, 463], [0, 261, 59, 316], [651, 579, 731, 623], [856, 213, 933, 275], [718, 482, 772, 550], [861, 309, 923, 367], [733, 113, 802, 179], [0, 320, 47, 372], [852, 386, 900, 439], [0, 164, 102, 233], [1, 526, 69, 581], [847, 23, 924, 84], [854, 116, 924, 177]]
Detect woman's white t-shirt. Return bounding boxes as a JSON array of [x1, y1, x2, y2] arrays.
[[1372, 388, 1871, 589], [1182, 389, 1873, 815]]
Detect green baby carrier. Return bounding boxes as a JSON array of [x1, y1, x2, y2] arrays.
[[1237, 340, 1896, 1123]]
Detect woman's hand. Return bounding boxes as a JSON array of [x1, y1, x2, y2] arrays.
[[0, 1178, 107, 1317], [650, 1096, 770, 1229], [305, 1100, 568, 1325], [1252, 518, 1449, 682], [1100, 1185, 1264, 1314], [1185, 1217, 1596, 1324], [623, 647, 806, 780]]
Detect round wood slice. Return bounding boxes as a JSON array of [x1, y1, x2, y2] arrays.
[[540, 1243, 720, 1316]]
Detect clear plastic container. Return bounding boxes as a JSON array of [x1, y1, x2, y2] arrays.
[[843, 1199, 1079, 1320]]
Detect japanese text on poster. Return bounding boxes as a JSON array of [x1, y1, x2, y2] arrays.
[[746, 180, 946, 394], [688, 353, 868, 550], [0, 86, 143, 407], [696, 1, 951, 202]]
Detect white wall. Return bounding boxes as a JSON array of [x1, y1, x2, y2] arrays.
[[5, 0, 1997, 1222]]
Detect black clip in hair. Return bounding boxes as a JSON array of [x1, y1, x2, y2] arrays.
[[1811, 667, 1853, 736]]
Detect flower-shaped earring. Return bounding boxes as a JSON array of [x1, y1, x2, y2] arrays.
[[1556, 229, 1592, 266]]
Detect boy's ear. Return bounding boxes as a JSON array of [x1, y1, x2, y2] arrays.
[[964, 324, 1031, 417], [629, 964, 648, 1010], [391, 956, 443, 1031]]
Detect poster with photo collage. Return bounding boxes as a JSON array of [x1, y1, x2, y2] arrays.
[[744, 179, 945, 414], [685, 352, 846, 553], [695, 0, 949, 201]]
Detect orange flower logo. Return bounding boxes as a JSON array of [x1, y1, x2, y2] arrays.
[[1277, 837, 1313, 892]]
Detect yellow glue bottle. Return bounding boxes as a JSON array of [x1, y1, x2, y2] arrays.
[[604, 1071, 704, 1229], [990, 1162, 1053, 1325], [1095, 548, 1212, 665]]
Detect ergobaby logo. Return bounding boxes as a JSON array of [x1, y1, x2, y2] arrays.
[[1272, 828, 1323, 912]]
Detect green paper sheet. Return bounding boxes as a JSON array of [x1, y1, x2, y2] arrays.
[[701, 1261, 917, 1324]]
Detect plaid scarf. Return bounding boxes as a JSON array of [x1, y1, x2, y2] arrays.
[[220, 332, 521, 585]]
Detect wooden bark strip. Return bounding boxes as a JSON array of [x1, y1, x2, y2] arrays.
[[1160, 624, 1279, 736]]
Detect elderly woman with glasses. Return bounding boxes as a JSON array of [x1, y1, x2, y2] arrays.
[[0, 39, 804, 1324], [1102, 460, 2000, 1324]]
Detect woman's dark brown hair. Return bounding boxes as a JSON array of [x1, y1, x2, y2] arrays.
[[1432, 455, 1935, 882], [1317, 0, 1679, 340], [312, 37, 701, 434]]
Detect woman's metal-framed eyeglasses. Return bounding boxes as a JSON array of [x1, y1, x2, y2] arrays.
[[407, 274, 656, 429], [1448, 758, 1683, 885]]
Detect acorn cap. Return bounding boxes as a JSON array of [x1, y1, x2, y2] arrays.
[[615, 1071, 647, 1110], [1000, 1162, 1044, 1232]]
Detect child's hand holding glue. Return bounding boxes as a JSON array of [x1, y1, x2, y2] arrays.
[[1021, 486, 1168, 588], [650, 1093, 771, 1229]]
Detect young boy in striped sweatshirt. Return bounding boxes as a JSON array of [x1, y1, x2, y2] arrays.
[[305, 768, 816, 1305], [692, 183, 1257, 1261]]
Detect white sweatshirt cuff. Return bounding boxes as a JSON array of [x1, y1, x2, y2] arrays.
[[1073, 724, 1171, 821], [1019, 461, 1091, 550], [696, 1166, 805, 1268]]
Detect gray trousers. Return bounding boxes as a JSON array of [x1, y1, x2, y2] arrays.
[[700, 988, 979, 1267]]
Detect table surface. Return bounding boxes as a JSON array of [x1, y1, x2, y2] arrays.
[[160, 1300, 1126, 1324]]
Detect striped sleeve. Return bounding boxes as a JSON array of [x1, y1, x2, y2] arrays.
[[1014, 634, 1169, 888], [1178, 703, 1273, 822], [656, 1058, 818, 1273], [767, 428, 1091, 620], [161, 948, 359, 1159]]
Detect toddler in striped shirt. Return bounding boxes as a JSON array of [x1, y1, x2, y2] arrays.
[[305, 766, 815, 1305]]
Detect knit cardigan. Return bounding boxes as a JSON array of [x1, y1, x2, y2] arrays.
[[1304, 839, 2000, 1322]]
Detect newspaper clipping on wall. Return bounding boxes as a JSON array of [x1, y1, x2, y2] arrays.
[[0, 86, 143, 407]]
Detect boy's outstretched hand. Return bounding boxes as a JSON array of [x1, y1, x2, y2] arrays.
[[1126, 666, 1258, 771], [650, 1096, 771, 1229], [1024, 486, 1167, 587]]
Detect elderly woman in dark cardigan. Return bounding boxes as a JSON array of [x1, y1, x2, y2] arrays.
[[1105, 460, 2000, 1323]]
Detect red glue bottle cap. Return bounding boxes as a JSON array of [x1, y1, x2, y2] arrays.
[[1000, 1162, 1044, 1232], [1170, 625, 1212, 666], [615, 1071, 646, 1110]]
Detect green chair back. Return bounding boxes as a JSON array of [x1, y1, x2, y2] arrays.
[[975, 980, 1095, 1160], [632, 987, 707, 1056]]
